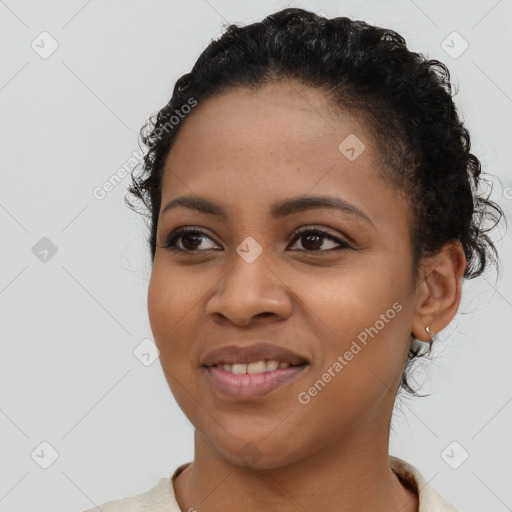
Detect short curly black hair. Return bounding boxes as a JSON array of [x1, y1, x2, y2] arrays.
[[126, 7, 504, 397]]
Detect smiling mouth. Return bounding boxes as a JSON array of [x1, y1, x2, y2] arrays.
[[203, 361, 309, 400], [206, 359, 305, 374]]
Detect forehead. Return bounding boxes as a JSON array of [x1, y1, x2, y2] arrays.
[[160, 81, 405, 226], [165, 81, 368, 165]]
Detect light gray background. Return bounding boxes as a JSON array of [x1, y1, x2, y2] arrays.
[[1, 0, 511, 511]]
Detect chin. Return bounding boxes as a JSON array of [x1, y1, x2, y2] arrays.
[[206, 435, 305, 471]]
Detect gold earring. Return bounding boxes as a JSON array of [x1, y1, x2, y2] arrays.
[[425, 326, 436, 342]]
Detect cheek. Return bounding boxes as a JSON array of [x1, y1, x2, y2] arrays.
[[299, 261, 412, 398], [301, 260, 408, 339], [147, 268, 203, 410], [293, 310, 411, 448], [147, 267, 191, 365], [147, 270, 169, 338], [147, 263, 198, 334], [147, 263, 210, 369]]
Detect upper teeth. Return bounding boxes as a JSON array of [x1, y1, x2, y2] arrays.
[[220, 360, 290, 374]]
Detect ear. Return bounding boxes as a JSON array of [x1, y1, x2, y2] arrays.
[[411, 240, 467, 342]]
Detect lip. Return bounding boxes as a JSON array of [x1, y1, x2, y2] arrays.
[[204, 364, 309, 400], [201, 343, 309, 367]]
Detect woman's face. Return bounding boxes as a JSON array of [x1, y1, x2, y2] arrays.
[[148, 80, 421, 469]]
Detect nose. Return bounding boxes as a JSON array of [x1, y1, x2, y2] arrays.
[[206, 250, 293, 327]]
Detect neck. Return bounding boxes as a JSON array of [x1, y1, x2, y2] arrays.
[[173, 427, 418, 512]]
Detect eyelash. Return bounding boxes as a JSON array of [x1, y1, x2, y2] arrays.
[[161, 225, 352, 254]]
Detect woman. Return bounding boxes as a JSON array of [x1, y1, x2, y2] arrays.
[[86, 7, 502, 511]]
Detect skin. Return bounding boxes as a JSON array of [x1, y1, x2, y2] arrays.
[[147, 79, 467, 512]]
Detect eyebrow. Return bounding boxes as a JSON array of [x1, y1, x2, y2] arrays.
[[161, 194, 375, 227]]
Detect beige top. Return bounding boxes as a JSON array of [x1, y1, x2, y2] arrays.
[[83, 456, 459, 511]]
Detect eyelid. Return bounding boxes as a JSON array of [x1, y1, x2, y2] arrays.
[[161, 225, 353, 253], [289, 225, 352, 250], [160, 226, 220, 251]]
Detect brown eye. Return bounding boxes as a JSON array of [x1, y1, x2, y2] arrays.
[[161, 225, 352, 254], [289, 227, 352, 252], [162, 227, 220, 253]]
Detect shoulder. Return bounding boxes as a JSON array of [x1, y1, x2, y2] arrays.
[[81, 468, 187, 512], [389, 455, 460, 512]]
